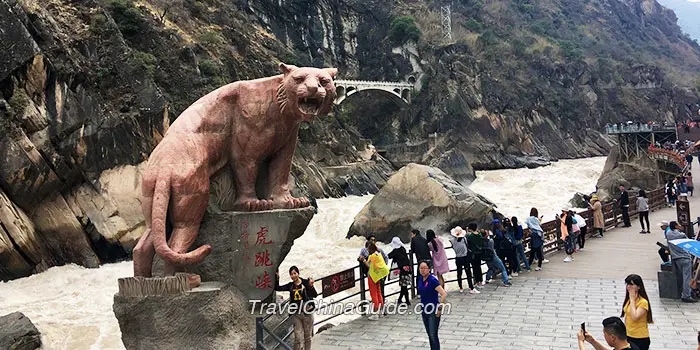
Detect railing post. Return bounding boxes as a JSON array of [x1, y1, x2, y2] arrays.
[[256, 317, 264, 350], [359, 262, 366, 301]]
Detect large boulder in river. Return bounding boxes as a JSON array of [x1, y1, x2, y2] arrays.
[[347, 163, 496, 242], [595, 148, 661, 201], [0, 312, 42, 350]]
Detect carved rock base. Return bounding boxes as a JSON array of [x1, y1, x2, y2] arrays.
[[113, 282, 255, 350]]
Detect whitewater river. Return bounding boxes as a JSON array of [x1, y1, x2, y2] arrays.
[[0, 156, 605, 349]]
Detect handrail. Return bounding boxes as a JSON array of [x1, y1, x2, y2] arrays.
[[256, 185, 672, 349]]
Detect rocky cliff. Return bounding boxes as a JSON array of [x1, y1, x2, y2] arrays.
[[1, 0, 699, 280]]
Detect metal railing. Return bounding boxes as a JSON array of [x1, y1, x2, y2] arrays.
[[605, 124, 676, 134], [256, 187, 670, 349]]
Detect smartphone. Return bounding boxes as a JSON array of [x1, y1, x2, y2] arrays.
[[580, 322, 586, 333]]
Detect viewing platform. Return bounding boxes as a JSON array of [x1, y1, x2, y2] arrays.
[[310, 167, 700, 349], [604, 124, 676, 134]]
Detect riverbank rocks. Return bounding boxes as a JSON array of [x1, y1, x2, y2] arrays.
[[0, 312, 42, 350], [347, 163, 496, 242]]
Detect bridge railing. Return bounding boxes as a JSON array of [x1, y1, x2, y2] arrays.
[[648, 147, 687, 169], [605, 124, 676, 134], [335, 79, 413, 88], [256, 187, 670, 349]]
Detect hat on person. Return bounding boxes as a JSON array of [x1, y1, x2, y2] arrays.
[[450, 226, 467, 238], [492, 219, 500, 224], [658, 220, 669, 227], [591, 194, 599, 201], [390, 237, 403, 249]]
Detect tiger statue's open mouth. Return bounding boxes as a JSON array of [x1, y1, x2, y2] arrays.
[[297, 96, 324, 115]]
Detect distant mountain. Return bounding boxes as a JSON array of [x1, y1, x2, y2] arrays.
[[658, 0, 700, 41]]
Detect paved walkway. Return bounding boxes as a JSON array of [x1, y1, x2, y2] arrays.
[[312, 167, 700, 349]]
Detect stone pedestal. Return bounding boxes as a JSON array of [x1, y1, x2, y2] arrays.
[[113, 282, 255, 350], [115, 208, 314, 349], [185, 207, 314, 301]]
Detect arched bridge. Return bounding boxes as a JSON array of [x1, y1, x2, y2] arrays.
[[334, 79, 414, 105]]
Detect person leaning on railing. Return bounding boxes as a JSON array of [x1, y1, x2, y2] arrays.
[[525, 208, 547, 271]]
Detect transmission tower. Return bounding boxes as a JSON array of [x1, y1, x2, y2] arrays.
[[441, 5, 452, 42]]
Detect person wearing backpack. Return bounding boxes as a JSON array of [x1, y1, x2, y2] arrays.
[[559, 209, 575, 263], [502, 218, 519, 276], [511, 216, 531, 273], [359, 243, 390, 319], [482, 229, 511, 287], [275, 266, 318, 350], [466, 223, 485, 286]]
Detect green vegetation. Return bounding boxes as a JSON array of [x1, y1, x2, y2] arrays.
[[388, 16, 421, 45], [198, 59, 218, 76], [197, 30, 222, 47], [464, 19, 482, 33], [105, 0, 144, 37], [128, 51, 157, 76]]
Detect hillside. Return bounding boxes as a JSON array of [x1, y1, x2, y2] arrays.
[[1, 0, 700, 279]]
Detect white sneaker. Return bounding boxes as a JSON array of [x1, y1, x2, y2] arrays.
[[579, 248, 584, 251], [563, 257, 573, 262], [459, 288, 464, 293], [535, 267, 542, 271], [543, 259, 550, 264], [479, 281, 486, 286], [469, 288, 481, 294], [486, 279, 492, 284], [368, 314, 379, 321], [511, 272, 519, 277]]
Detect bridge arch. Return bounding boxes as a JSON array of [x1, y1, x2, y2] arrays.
[[334, 79, 413, 106]]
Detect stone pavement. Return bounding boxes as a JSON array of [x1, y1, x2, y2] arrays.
[[312, 166, 700, 349]]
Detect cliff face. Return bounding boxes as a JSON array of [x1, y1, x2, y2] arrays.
[[1, 0, 699, 279]]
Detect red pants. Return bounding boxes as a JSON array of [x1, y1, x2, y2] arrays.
[[368, 277, 383, 311]]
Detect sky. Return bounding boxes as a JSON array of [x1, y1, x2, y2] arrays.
[[657, 0, 700, 41]]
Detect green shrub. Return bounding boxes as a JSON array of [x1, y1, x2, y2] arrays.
[[198, 59, 218, 76], [559, 40, 582, 60], [106, 0, 144, 37], [190, 1, 206, 16], [128, 51, 157, 76], [464, 19, 482, 32], [198, 30, 222, 47], [388, 16, 421, 45]]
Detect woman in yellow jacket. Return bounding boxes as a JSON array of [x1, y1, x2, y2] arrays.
[[360, 243, 389, 320], [621, 274, 653, 350]]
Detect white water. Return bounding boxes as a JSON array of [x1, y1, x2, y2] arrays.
[[469, 157, 607, 222], [0, 157, 605, 349]]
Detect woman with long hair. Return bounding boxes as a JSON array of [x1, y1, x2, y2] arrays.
[[637, 189, 650, 234], [621, 274, 653, 350], [426, 229, 449, 288]]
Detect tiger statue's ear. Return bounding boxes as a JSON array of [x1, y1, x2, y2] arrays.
[[279, 63, 298, 76], [324, 68, 338, 79]]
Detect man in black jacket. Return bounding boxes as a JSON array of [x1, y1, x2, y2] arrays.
[[410, 229, 432, 268], [618, 185, 631, 227]]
